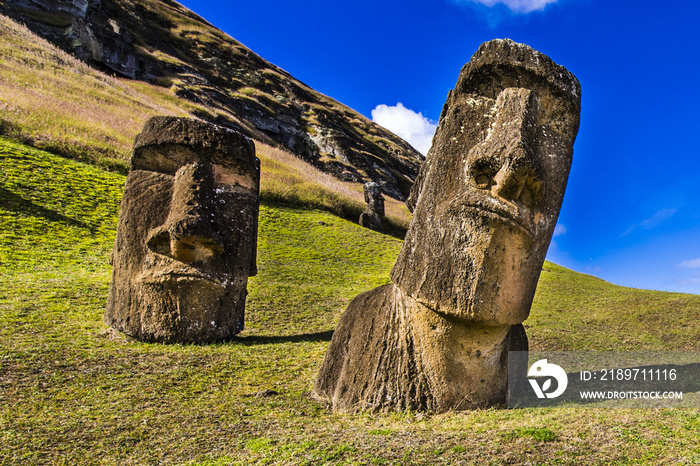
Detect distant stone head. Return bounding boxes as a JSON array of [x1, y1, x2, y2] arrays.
[[105, 116, 260, 343], [358, 181, 385, 232]]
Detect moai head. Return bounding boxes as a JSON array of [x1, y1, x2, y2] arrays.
[[363, 182, 385, 216], [391, 39, 580, 326], [105, 117, 260, 343]]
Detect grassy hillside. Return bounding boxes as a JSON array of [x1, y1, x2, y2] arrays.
[[1, 138, 698, 464], [0, 13, 204, 173], [0, 13, 411, 234], [1, 8, 698, 465], [1, 0, 423, 199]]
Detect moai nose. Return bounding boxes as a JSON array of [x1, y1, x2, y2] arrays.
[[147, 162, 224, 264], [492, 151, 528, 201], [467, 87, 540, 204]]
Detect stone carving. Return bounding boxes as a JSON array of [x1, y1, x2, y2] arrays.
[[358, 182, 385, 232], [313, 39, 580, 412], [105, 116, 260, 343]]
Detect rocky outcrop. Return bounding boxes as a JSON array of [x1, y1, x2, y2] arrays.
[[313, 39, 580, 412], [3, 0, 138, 78], [1, 0, 423, 199]]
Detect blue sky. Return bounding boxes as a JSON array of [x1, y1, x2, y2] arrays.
[[178, 0, 700, 295]]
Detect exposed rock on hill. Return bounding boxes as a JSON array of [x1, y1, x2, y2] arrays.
[[2, 0, 424, 199]]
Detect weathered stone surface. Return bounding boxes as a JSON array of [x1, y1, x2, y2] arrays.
[[358, 182, 385, 232], [6, 0, 90, 19], [2, 0, 138, 78], [70, 13, 138, 79], [363, 182, 385, 216], [105, 116, 260, 343], [314, 39, 580, 412], [314, 284, 528, 412], [393, 39, 580, 325]]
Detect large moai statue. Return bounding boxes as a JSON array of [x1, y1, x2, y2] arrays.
[[313, 39, 580, 412], [105, 116, 261, 343]]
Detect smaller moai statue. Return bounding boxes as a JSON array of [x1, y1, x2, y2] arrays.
[[105, 116, 260, 343], [358, 182, 385, 232]]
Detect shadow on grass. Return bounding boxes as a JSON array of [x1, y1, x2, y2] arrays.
[[0, 186, 95, 231], [231, 330, 334, 345]]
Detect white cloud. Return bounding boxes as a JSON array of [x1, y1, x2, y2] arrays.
[[673, 277, 700, 286], [677, 258, 700, 270], [371, 103, 437, 156], [622, 208, 677, 237], [464, 0, 559, 13], [553, 224, 567, 237], [641, 208, 677, 229]]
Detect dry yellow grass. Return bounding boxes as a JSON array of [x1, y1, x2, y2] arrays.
[[256, 142, 411, 231], [0, 14, 203, 169]]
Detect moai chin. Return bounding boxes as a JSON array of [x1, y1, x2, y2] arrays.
[[314, 39, 580, 412], [105, 116, 260, 343]]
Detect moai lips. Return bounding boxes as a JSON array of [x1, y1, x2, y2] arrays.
[[105, 116, 260, 343], [314, 39, 580, 412]]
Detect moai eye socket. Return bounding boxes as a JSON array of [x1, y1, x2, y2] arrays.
[[213, 164, 257, 192], [475, 175, 490, 188]]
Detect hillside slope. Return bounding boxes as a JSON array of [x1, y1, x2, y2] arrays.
[[1, 0, 424, 199], [0, 13, 412, 233], [1, 138, 698, 464]]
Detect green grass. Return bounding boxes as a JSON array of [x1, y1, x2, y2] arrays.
[[1, 138, 699, 464], [529, 262, 700, 351]]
